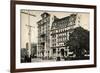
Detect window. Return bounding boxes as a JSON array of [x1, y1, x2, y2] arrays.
[[53, 49, 56, 54], [48, 51, 49, 54], [62, 37, 63, 41], [52, 35, 56, 38], [55, 39, 56, 42], [54, 44, 56, 46], [52, 39, 54, 42]]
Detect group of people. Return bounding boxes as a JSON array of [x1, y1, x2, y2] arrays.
[[24, 55, 32, 62]]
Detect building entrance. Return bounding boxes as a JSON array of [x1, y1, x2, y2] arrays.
[[61, 49, 64, 57]]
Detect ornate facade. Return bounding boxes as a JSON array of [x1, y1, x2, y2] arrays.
[[37, 13, 51, 59], [37, 12, 81, 60], [51, 14, 80, 59]]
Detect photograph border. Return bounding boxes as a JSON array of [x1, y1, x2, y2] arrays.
[[10, 0, 97, 73]]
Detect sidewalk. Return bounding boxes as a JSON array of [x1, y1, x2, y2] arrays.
[[31, 58, 56, 62]]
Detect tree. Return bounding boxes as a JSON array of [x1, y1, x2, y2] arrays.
[[65, 27, 89, 59]]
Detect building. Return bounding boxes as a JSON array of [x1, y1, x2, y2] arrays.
[[31, 43, 37, 58], [50, 14, 81, 59], [37, 12, 51, 59]]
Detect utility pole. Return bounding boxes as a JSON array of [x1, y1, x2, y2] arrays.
[[21, 10, 36, 58], [26, 24, 34, 58]]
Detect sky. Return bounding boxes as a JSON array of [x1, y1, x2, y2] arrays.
[[20, 10, 89, 48]]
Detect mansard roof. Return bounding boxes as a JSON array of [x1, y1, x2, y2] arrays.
[[53, 16, 70, 23], [37, 12, 50, 25], [51, 16, 70, 30], [41, 12, 50, 18], [51, 14, 77, 30]]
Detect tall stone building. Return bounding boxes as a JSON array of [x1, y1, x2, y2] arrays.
[[50, 14, 81, 59], [37, 13, 51, 59]]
